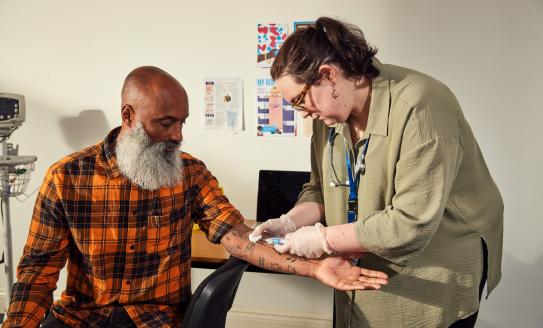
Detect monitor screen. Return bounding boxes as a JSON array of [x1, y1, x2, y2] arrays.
[[256, 170, 311, 222]]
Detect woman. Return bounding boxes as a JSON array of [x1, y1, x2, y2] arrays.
[[249, 17, 503, 328]]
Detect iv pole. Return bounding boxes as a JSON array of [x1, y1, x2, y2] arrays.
[[0, 93, 36, 320], [1, 140, 14, 306]]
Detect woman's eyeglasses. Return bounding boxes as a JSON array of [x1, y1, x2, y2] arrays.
[[289, 84, 311, 111]]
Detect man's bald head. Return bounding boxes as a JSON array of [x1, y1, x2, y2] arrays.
[[121, 66, 187, 111], [120, 66, 189, 145]]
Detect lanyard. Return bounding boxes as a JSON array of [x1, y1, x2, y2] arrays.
[[345, 137, 370, 224]]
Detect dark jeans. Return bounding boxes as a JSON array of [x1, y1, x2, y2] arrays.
[[42, 306, 136, 328], [449, 240, 489, 328]]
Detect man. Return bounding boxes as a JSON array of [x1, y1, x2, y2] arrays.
[[3, 66, 388, 327]]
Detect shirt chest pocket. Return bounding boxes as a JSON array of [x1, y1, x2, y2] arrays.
[[146, 212, 182, 254]]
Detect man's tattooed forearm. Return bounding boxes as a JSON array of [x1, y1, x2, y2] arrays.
[[221, 223, 316, 276]]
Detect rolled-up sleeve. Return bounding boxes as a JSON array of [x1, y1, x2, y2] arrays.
[[355, 114, 464, 266], [191, 161, 244, 244]]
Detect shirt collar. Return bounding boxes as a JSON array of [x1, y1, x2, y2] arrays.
[[365, 58, 390, 137], [101, 126, 122, 179]]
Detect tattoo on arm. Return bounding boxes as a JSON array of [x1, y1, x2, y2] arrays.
[[270, 262, 281, 271], [258, 256, 265, 267], [287, 255, 310, 263], [286, 256, 297, 263], [244, 242, 256, 255], [288, 265, 297, 274]]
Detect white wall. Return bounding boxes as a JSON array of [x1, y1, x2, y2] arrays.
[[1, 0, 542, 327]]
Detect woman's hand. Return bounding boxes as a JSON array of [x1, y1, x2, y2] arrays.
[[274, 223, 332, 258], [248, 214, 297, 242]]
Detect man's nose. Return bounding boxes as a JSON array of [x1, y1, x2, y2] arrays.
[[170, 124, 183, 143]]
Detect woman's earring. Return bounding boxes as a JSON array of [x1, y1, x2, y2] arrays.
[[331, 81, 339, 99]]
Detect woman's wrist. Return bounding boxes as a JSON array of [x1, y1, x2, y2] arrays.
[[317, 224, 337, 255], [279, 213, 297, 232]]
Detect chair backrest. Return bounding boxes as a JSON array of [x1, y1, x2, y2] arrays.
[[182, 256, 249, 328]]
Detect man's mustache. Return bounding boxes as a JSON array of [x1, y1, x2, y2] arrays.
[[163, 140, 181, 149], [155, 140, 181, 152]]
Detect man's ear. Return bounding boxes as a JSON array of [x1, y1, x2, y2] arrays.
[[121, 104, 135, 128]]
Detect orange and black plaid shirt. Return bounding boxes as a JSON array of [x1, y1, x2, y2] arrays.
[[4, 127, 244, 328]]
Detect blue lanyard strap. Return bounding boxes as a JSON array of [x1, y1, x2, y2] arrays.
[[345, 137, 370, 224]]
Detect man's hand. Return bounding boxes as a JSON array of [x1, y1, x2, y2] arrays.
[[248, 214, 297, 242], [313, 256, 388, 291]]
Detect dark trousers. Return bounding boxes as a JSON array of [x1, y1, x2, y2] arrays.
[[42, 306, 136, 328], [449, 240, 489, 328]]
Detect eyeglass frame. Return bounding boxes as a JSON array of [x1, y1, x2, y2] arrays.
[[289, 83, 312, 112]]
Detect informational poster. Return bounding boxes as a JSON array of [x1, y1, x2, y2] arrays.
[[203, 77, 243, 131], [257, 23, 288, 68], [256, 76, 296, 137]]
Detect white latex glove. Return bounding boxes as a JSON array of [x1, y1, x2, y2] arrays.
[[274, 223, 334, 258], [248, 214, 297, 242]]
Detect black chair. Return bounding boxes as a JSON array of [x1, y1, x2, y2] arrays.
[[182, 256, 249, 328]]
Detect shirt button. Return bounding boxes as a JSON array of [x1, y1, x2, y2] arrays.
[[126, 280, 130, 285], [129, 245, 135, 250]]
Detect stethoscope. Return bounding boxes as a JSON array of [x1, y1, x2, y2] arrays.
[[328, 126, 371, 320], [327, 127, 370, 224], [328, 126, 371, 327]]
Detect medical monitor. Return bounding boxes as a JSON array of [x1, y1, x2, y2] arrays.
[[256, 170, 310, 222]]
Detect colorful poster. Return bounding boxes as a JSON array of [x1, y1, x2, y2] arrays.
[[256, 77, 296, 137], [257, 23, 288, 68], [203, 77, 243, 131]]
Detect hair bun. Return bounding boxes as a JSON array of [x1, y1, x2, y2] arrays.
[[315, 19, 325, 32]]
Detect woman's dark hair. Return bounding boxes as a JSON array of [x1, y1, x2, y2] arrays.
[[270, 17, 379, 84]]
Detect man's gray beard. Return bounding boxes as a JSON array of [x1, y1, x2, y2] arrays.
[[116, 122, 183, 190]]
